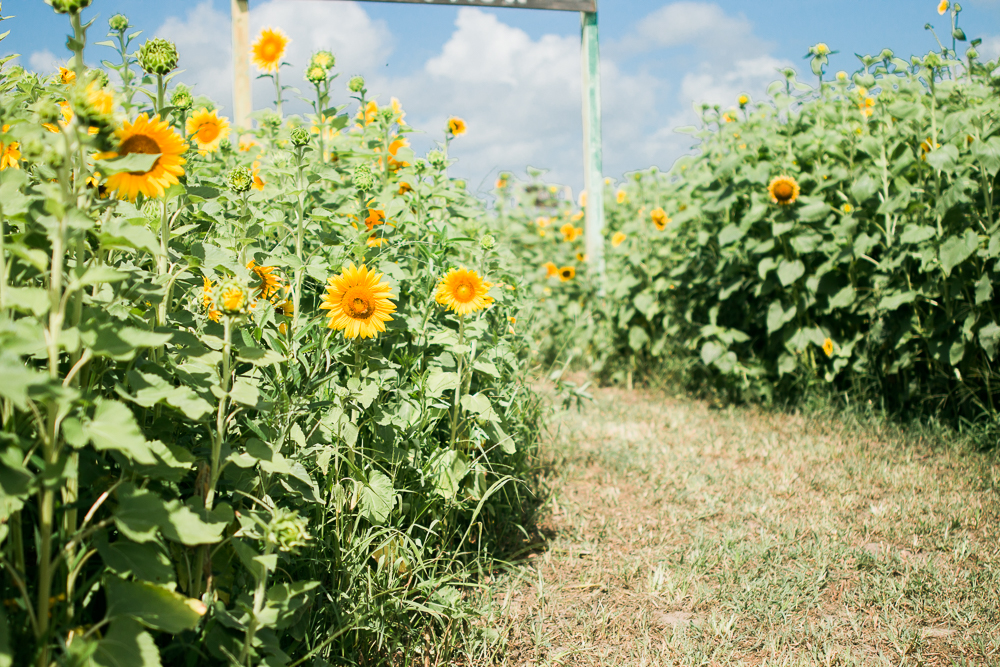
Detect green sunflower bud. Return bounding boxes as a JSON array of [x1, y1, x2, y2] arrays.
[[378, 107, 394, 124], [479, 234, 496, 250], [967, 46, 979, 60], [47, 0, 92, 14], [261, 111, 282, 130], [108, 14, 129, 32], [290, 127, 310, 147], [141, 199, 163, 225], [353, 164, 375, 191], [310, 50, 335, 70], [427, 150, 445, 168], [266, 508, 311, 553], [228, 166, 253, 194], [305, 65, 327, 85], [138, 38, 179, 76], [170, 85, 193, 111], [348, 75, 365, 93]]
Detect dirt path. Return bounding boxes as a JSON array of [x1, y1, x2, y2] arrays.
[[472, 386, 1000, 667]]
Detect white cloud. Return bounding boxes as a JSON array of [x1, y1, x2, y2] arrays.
[[28, 49, 59, 73], [154, 1, 789, 191], [979, 34, 1000, 60]]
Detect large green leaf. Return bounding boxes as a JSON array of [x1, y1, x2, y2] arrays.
[[777, 260, 805, 287], [939, 230, 979, 276], [114, 484, 231, 546], [95, 535, 176, 586], [359, 470, 395, 523], [972, 136, 1000, 176], [89, 618, 162, 667], [105, 577, 206, 633], [81, 400, 158, 465]]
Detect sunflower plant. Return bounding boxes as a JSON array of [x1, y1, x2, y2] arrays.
[[0, 5, 541, 667]]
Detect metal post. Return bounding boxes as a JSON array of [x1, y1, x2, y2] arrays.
[[580, 8, 604, 287], [232, 0, 252, 129]]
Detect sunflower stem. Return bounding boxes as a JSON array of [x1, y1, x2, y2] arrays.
[[293, 146, 305, 329], [274, 70, 283, 117], [69, 11, 85, 79], [156, 74, 165, 116], [449, 315, 465, 450]]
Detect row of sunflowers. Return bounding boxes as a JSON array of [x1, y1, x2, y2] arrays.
[[0, 2, 541, 666], [492, 2, 1000, 429]]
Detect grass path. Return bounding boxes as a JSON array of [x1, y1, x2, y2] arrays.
[[469, 386, 1000, 667]]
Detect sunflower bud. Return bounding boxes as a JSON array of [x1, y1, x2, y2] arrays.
[[108, 14, 129, 32], [310, 50, 335, 70], [138, 38, 179, 76], [427, 150, 445, 168], [290, 127, 310, 147], [348, 75, 365, 93], [480, 234, 496, 250], [879, 48, 894, 60], [141, 199, 163, 225], [228, 166, 253, 194], [967, 46, 979, 60], [377, 107, 394, 124], [352, 164, 374, 191], [305, 65, 326, 85], [47, 0, 92, 14], [170, 85, 193, 111], [214, 278, 249, 316], [261, 111, 282, 130], [266, 508, 311, 553]]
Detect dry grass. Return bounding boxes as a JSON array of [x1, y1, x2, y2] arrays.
[[459, 386, 1000, 666]]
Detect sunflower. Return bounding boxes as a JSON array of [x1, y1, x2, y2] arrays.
[[357, 100, 378, 126], [650, 207, 670, 230], [611, 232, 627, 247], [366, 235, 387, 248], [252, 27, 290, 73], [435, 267, 493, 316], [536, 216, 550, 228], [202, 277, 220, 322], [320, 263, 396, 339], [860, 96, 875, 118], [1, 126, 20, 171], [558, 266, 575, 282], [398, 182, 412, 195], [575, 252, 588, 262], [239, 135, 258, 152], [841, 203, 853, 214], [103, 114, 187, 201], [822, 338, 834, 358], [364, 208, 386, 231], [391, 97, 406, 126], [738, 94, 749, 106], [186, 108, 230, 154], [544, 261, 558, 278], [560, 223, 582, 242], [59, 67, 76, 84], [767, 175, 800, 205], [578, 191, 587, 207], [86, 82, 116, 117], [447, 117, 466, 136], [938, 0, 949, 14], [251, 160, 265, 191], [247, 260, 282, 301], [42, 101, 74, 133], [616, 189, 626, 204]]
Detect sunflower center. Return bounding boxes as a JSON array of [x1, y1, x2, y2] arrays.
[[773, 181, 794, 201], [342, 288, 374, 319], [195, 122, 220, 144], [454, 281, 474, 302], [120, 134, 162, 175], [261, 41, 280, 60]]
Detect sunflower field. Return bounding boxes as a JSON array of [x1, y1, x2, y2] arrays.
[[495, 3, 1000, 429], [0, 3, 542, 666]]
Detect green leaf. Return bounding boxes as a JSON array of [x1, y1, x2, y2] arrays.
[[82, 400, 158, 465], [114, 484, 231, 546], [230, 379, 267, 409], [925, 144, 959, 172], [718, 224, 745, 246], [236, 347, 285, 366], [628, 326, 650, 351], [975, 275, 993, 305], [700, 341, 725, 366], [89, 618, 163, 667], [427, 370, 458, 398], [939, 230, 979, 276], [900, 225, 936, 245], [4, 287, 49, 316], [73, 265, 129, 288], [979, 322, 1000, 360], [105, 577, 206, 633], [472, 360, 499, 377], [949, 339, 965, 365], [95, 535, 176, 586], [878, 291, 916, 311], [97, 153, 161, 176], [777, 259, 805, 287], [972, 136, 1000, 176], [427, 449, 467, 501], [460, 393, 500, 422], [767, 301, 796, 334], [850, 174, 878, 202], [359, 470, 395, 524], [828, 285, 856, 309]]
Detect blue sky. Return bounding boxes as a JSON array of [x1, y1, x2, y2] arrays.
[[4, 0, 999, 190]]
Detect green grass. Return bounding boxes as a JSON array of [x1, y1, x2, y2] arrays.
[[457, 385, 1000, 666]]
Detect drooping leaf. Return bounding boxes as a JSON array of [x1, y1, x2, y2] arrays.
[[359, 470, 395, 524], [82, 400, 158, 465], [105, 577, 206, 633]]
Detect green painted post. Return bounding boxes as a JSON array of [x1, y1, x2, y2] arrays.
[[580, 8, 605, 288]]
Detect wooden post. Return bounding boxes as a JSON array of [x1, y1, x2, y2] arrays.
[[580, 8, 604, 287], [232, 0, 252, 129]]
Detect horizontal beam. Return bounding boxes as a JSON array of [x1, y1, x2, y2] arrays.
[[318, 0, 596, 12]]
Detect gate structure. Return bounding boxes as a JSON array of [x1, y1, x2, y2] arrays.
[[230, 0, 605, 276]]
